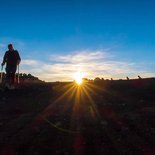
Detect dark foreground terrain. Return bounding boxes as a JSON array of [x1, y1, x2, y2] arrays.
[[0, 78, 155, 155]]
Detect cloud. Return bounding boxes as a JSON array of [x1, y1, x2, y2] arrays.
[[143, 73, 155, 77], [18, 50, 154, 82], [22, 59, 41, 66], [50, 50, 110, 63]]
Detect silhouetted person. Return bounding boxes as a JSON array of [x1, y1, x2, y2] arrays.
[[1, 44, 21, 89], [126, 77, 130, 80], [138, 75, 142, 79]]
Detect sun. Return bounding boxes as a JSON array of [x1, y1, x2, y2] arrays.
[[73, 71, 85, 85]]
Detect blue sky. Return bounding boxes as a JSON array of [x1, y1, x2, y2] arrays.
[[0, 0, 155, 81]]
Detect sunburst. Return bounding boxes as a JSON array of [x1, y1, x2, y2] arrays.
[[73, 71, 85, 85], [35, 77, 103, 133]]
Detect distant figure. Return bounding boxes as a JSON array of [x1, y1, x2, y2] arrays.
[[138, 75, 142, 79], [126, 77, 130, 80], [111, 78, 113, 81], [1, 44, 21, 89]]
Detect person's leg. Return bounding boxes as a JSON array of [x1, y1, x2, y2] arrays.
[[5, 66, 11, 87], [10, 72, 15, 85], [10, 66, 17, 87], [5, 65, 17, 89]]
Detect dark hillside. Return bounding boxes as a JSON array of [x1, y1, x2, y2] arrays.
[[0, 78, 155, 155]]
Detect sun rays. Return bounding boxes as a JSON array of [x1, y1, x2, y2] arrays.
[[37, 80, 103, 133]]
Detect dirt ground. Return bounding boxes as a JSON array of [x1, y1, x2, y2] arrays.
[[0, 79, 155, 155]]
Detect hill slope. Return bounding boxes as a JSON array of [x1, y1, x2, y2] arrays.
[[0, 79, 155, 155]]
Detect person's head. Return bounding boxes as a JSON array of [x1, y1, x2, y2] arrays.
[[8, 44, 14, 51]]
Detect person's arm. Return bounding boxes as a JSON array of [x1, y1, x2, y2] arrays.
[[1, 52, 7, 66], [16, 50, 21, 65]]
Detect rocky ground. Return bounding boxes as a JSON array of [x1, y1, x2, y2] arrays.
[[0, 79, 155, 155]]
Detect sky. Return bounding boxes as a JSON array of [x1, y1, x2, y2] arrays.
[[0, 0, 155, 81]]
